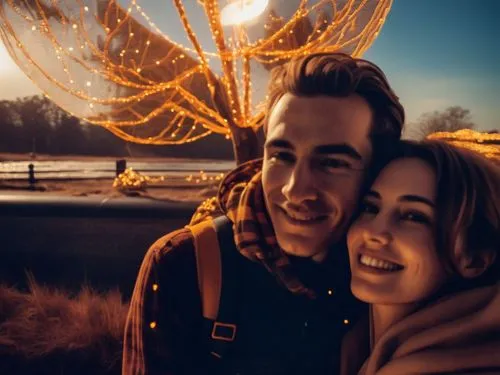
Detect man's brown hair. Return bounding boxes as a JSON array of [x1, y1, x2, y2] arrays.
[[264, 52, 405, 144]]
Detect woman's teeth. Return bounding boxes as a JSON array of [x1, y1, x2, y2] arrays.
[[359, 254, 402, 271]]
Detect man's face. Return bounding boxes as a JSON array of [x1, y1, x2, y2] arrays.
[[262, 93, 373, 262]]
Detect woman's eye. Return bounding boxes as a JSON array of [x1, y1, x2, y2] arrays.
[[401, 211, 431, 225], [319, 158, 351, 170], [360, 201, 379, 215]]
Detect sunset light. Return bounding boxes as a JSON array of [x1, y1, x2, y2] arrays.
[[220, 0, 269, 26], [0, 44, 16, 72]]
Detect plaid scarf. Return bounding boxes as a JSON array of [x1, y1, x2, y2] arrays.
[[218, 159, 316, 299]]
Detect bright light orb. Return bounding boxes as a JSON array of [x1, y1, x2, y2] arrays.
[[221, 0, 269, 26]]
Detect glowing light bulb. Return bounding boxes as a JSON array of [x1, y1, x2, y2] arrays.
[[221, 0, 269, 26]]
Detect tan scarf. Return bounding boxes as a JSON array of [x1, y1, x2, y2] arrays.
[[218, 159, 315, 298], [341, 282, 500, 374]]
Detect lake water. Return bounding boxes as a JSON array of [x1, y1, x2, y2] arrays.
[[0, 159, 236, 179]]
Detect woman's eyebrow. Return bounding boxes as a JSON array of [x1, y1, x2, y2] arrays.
[[398, 195, 435, 207]]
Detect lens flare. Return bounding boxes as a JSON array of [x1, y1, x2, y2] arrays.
[[221, 0, 269, 26]]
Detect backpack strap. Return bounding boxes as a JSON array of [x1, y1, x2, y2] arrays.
[[191, 218, 222, 321], [191, 215, 239, 359]]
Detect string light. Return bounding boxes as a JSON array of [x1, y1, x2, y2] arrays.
[[113, 168, 224, 192], [0, 0, 391, 147], [113, 168, 165, 191], [427, 129, 500, 161], [189, 196, 221, 225]]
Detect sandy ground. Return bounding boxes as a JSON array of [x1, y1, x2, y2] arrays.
[[0, 153, 223, 202], [0, 178, 218, 202]]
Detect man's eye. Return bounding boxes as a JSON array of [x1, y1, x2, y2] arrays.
[[360, 201, 379, 215], [319, 158, 351, 170], [401, 211, 431, 225], [270, 151, 294, 163]]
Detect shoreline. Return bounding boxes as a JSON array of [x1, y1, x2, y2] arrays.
[[0, 176, 219, 203], [0, 152, 233, 163], [0, 179, 217, 202], [0, 152, 230, 202]]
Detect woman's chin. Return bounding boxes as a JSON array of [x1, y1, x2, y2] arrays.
[[350, 279, 399, 305]]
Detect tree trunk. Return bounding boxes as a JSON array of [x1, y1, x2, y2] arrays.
[[230, 126, 262, 165], [210, 78, 263, 165]]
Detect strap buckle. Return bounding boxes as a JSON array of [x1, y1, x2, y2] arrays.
[[211, 322, 237, 342]]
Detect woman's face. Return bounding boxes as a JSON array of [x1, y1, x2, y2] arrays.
[[347, 157, 450, 305]]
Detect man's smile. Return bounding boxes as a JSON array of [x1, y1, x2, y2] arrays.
[[278, 205, 329, 226]]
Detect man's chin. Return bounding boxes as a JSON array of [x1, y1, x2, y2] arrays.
[[277, 233, 327, 259]]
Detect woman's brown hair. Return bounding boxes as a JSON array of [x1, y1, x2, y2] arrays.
[[396, 140, 500, 284]]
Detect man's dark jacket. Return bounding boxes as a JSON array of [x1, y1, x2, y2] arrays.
[[122, 160, 364, 375]]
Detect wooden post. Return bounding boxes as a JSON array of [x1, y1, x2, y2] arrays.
[[28, 163, 36, 190], [116, 159, 127, 176]]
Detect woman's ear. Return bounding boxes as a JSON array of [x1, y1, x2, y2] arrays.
[[455, 248, 497, 279]]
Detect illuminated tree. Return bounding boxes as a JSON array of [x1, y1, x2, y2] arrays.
[[427, 129, 500, 163], [0, 0, 393, 164]]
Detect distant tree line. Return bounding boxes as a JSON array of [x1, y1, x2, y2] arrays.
[[406, 106, 477, 139], [0, 95, 234, 159], [1, 96, 495, 159]]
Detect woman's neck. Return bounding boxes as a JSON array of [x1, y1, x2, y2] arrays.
[[371, 303, 418, 346]]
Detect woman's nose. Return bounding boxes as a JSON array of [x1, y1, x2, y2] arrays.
[[362, 220, 393, 247]]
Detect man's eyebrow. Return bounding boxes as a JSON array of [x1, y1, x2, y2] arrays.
[[314, 144, 362, 160], [365, 190, 380, 199], [399, 195, 435, 207], [264, 139, 294, 150]]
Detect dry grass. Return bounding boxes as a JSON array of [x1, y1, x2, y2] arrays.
[[0, 277, 129, 374]]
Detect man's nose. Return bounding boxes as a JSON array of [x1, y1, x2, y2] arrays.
[[281, 164, 317, 203], [362, 218, 393, 247]]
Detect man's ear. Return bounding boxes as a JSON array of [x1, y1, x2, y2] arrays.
[[455, 248, 497, 279]]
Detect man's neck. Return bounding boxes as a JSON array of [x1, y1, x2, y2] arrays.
[[371, 303, 418, 346]]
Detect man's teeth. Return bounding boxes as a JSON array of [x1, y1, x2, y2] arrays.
[[285, 211, 322, 221], [360, 255, 402, 271]]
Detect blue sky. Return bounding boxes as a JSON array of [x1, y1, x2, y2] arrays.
[[0, 0, 498, 131], [363, 0, 499, 132]]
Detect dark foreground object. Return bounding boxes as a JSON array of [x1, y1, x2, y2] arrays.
[[0, 194, 198, 374], [0, 194, 198, 299]]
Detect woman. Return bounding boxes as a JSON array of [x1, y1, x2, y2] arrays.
[[341, 140, 500, 374]]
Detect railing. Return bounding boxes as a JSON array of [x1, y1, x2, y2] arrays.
[[0, 193, 198, 217]]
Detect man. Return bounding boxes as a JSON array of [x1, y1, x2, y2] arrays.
[[123, 52, 405, 375]]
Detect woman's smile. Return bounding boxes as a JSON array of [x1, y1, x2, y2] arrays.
[[358, 254, 404, 272]]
